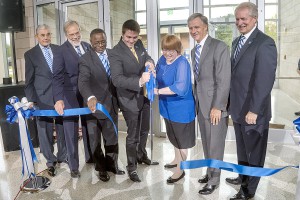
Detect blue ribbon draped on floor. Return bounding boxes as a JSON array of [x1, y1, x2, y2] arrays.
[[181, 117, 300, 176], [180, 159, 299, 176]]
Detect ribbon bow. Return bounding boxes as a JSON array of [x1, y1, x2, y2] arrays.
[[5, 96, 38, 179], [5, 96, 34, 124]]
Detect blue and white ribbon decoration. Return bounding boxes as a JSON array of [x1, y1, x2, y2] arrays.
[[5, 96, 118, 181], [293, 117, 300, 133], [181, 159, 299, 176], [5, 96, 38, 179]]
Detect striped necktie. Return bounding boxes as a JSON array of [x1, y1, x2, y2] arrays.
[[99, 53, 111, 78], [75, 45, 82, 57], [43, 46, 53, 73], [194, 44, 201, 78], [234, 35, 246, 61]]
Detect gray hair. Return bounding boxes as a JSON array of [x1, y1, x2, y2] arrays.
[[36, 24, 50, 34], [63, 20, 80, 35], [235, 2, 258, 18], [187, 13, 208, 26]]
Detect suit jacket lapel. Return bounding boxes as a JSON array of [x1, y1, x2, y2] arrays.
[[232, 28, 259, 71], [81, 41, 90, 53], [119, 38, 140, 67], [91, 50, 107, 77], [200, 36, 211, 67], [35, 45, 53, 76], [66, 40, 79, 58]]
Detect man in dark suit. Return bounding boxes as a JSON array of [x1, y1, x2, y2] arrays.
[[53, 20, 92, 178], [24, 24, 67, 177], [227, 2, 277, 200], [188, 13, 231, 195], [78, 28, 125, 182], [110, 19, 159, 182]]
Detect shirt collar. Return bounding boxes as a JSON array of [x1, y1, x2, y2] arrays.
[[39, 43, 50, 49], [242, 25, 257, 41], [96, 50, 107, 56], [196, 34, 208, 47]]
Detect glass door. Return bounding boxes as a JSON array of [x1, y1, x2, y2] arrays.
[[60, 0, 101, 44]]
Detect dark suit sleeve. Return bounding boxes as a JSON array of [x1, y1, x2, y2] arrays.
[[52, 47, 65, 102], [250, 38, 277, 114], [24, 51, 37, 103], [110, 49, 141, 92], [78, 57, 93, 101], [213, 42, 231, 111]]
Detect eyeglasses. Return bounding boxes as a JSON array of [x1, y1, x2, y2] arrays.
[[67, 31, 81, 38], [162, 49, 177, 55], [94, 41, 107, 46], [38, 33, 51, 38]]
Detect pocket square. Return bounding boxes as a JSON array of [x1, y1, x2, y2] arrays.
[[141, 52, 145, 56]]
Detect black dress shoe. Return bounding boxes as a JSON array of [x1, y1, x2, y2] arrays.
[[86, 158, 94, 164], [167, 171, 185, 184], [58, 160, 68, 164], [47, 166, 56, 177], [71, 170, 81, 178], [164, 163, 177, 168], [137, 157, 159, 165], [129, 171, 141, 182], [226, 177, 242, 185], [99, 171, 110, 182], [199, 184, 218, 195], [111, 168, 125, 175], [230, 191, 255, 200], [198, 174, 209, 183], [106, 167, 125, 175], [295, 111, 300, 116]]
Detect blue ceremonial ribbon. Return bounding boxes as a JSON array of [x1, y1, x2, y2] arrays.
[[145, 65, 156, 102], [293, 117, 300, 133], [180, 159, 299, 177], [32, 103, 118, 136]]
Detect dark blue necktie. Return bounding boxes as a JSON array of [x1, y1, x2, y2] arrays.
[[99, 53, 111, 78], [43, 46, 53, 73], [194, 44, 201, 78], [75, 45, 82, 57], [234, 35, 245, 61]]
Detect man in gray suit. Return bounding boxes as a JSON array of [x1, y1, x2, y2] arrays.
[[24, 24, 67, 177], [188, 13, 231, 195], [227, 3, 277, 200]]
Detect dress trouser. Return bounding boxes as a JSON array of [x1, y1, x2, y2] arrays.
[[85, 112, 119, 172], [122, 100, 150, 173], [198, 111, 228, 185], [63, 116, 79, 171], [36, 116, 67, 167], [233, 122, 269, 195]]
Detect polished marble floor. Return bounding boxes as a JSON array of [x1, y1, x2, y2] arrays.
[[0, 89, 299, 200]]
